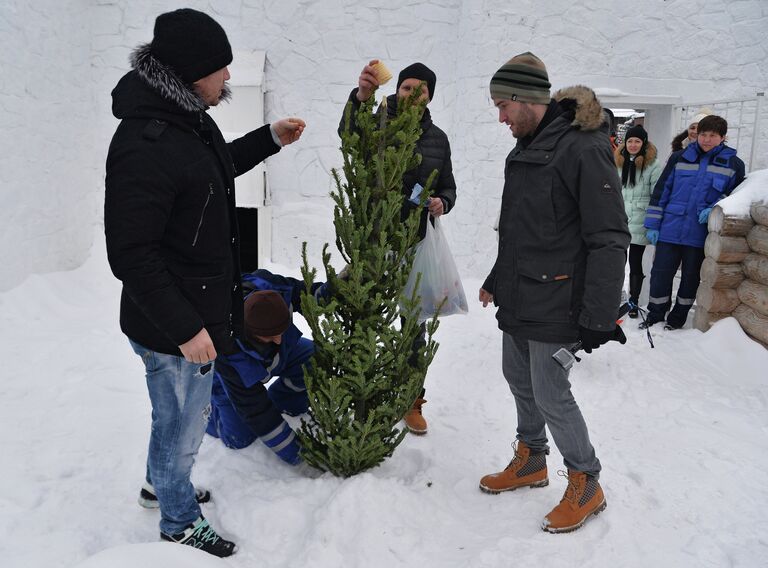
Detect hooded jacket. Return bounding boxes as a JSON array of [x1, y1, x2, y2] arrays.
[[483, 85, 630, 343], [339, 89, 457, 240], [105, 45, 281, 356], [644, 142, 745, 248], [614, 141, 662, 245]]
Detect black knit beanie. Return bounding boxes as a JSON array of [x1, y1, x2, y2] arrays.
[[151, 8, 233, 84], [624, 124, 648, 144], [490, 52, 551, 104], [397, 63, 436, 100], [244, 291, 291, 340], [621, 125, 649, 188]]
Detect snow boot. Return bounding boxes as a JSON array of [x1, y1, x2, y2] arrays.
[[638, 318, 661, 330], [628, 274, 644, 318], [541, 470, 606, 533], [404, 398, 428, 435], [479, 440, 549, 494], [161, 516, 236, 558], [138, 482, 211, 509]]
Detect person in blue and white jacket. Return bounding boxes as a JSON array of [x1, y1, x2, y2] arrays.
[[206, 269, 326, 465], [642, 115, 745, 330]]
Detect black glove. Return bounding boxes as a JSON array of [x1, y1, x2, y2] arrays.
[[578, 325, 627, 353]]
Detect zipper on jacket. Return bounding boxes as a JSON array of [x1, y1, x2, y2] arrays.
[[192, 183, 214, 247]]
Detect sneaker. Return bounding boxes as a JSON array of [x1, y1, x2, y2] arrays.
[[628, 306, 639, 319], [161, 516, 236, 558], [138, 482, 211, 509], [404, 398, 428, 435], [542, 470, 607, 533], [479, 441, 549, 494]]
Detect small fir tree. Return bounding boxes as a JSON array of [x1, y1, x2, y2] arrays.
[[297, 89, 440, 477]]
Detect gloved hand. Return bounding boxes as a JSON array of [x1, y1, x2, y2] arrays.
[[646, 229, 659, 246], [579, 325, 627, 354], [698, 207, 712, 224]]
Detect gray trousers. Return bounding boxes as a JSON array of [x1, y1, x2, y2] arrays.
[[502, 332, 601, 477]]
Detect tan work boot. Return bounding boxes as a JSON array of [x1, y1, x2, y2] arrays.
[[479, 440, 549, 494], [542, 470, 607, 533], [404, 398, 428, 435]]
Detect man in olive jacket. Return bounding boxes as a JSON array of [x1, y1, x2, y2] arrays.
[[104, 8, 304, 557], [478, 53, 629, 534]]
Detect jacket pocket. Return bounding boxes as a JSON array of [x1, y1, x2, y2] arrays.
[[516, 259, 574, 323], [192, 182, 215, 247], [175, 272, 229, 325], [706, 177, 727, 203], [664, 202, 687, 217]]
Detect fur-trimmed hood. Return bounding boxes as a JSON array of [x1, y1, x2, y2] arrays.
[[614, 140, 658, 169], [112, 44, 231, 120], [129, 43, 211, 113], [552, 85, 606, 132]]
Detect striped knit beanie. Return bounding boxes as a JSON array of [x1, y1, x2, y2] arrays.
[[490, 52, 551, 104]]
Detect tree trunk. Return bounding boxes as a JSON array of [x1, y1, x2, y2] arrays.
[[704, 233, 750, 263], [742, 253, 768, 286], [699, 257, 745, 288], [746, 225, 768, 256], [707, 205, 754, 236], [696, 283, 741, 313], [692, 308, 730, 332], [733, 303, 768, 347], [737, 279, 768, 317], [751, 203, 768, 227]]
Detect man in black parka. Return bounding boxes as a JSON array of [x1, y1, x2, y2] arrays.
[[339, 60, 457, 436], [477, 53, 629, 534], [104, 8, 304, 557]]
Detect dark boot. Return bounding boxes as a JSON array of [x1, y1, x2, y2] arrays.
[[628, 274, 644, 318]]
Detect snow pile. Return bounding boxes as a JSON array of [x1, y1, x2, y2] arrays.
[[73, 543, 226, 568], [719, 168, 768, 216], [1, 231, 768, 567]]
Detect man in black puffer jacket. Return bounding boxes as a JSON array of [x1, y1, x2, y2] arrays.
[[338, 60, 458, 435], [104, 8, 304, 557]]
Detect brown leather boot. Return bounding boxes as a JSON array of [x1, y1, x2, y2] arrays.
[[404, 398, 427, 435], [542, 470, 607, 533], [479, 441, 549, 494]]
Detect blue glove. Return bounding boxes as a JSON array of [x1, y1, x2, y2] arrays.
[[646, 229, 659, 246], [698, 207, 712, 224]]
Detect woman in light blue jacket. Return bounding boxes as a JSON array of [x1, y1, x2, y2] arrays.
[[615, 124, 662, 317]]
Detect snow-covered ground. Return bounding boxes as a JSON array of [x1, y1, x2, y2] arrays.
[[2, 233, 767, 568]]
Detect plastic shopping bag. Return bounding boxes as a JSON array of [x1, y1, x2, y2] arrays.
[[402, 217, 469, 322]]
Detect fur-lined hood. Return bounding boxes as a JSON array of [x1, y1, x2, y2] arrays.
[[552, 85, 606, 132], [112, 44, 228, 120], [129, 43, 211, 113], [614, 140, 658, 169]]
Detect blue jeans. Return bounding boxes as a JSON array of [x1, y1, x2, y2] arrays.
[[502, 333, 601, 477], [129, 339, 214, 535]]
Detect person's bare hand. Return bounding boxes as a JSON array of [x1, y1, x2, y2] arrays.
[[427, 197, 444, 217], [179, 328, 217, 364], [356, 59, 380, 102], [272, 117, 306, 145], [479, 288, 494, 308]]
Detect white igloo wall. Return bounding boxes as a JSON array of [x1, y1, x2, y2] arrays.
[[2, 0, 767, 291]]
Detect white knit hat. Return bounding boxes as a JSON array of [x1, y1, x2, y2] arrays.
[[691, 107, 713, 125]]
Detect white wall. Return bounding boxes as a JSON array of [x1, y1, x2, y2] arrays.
[[2, 0, 767, 291]]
